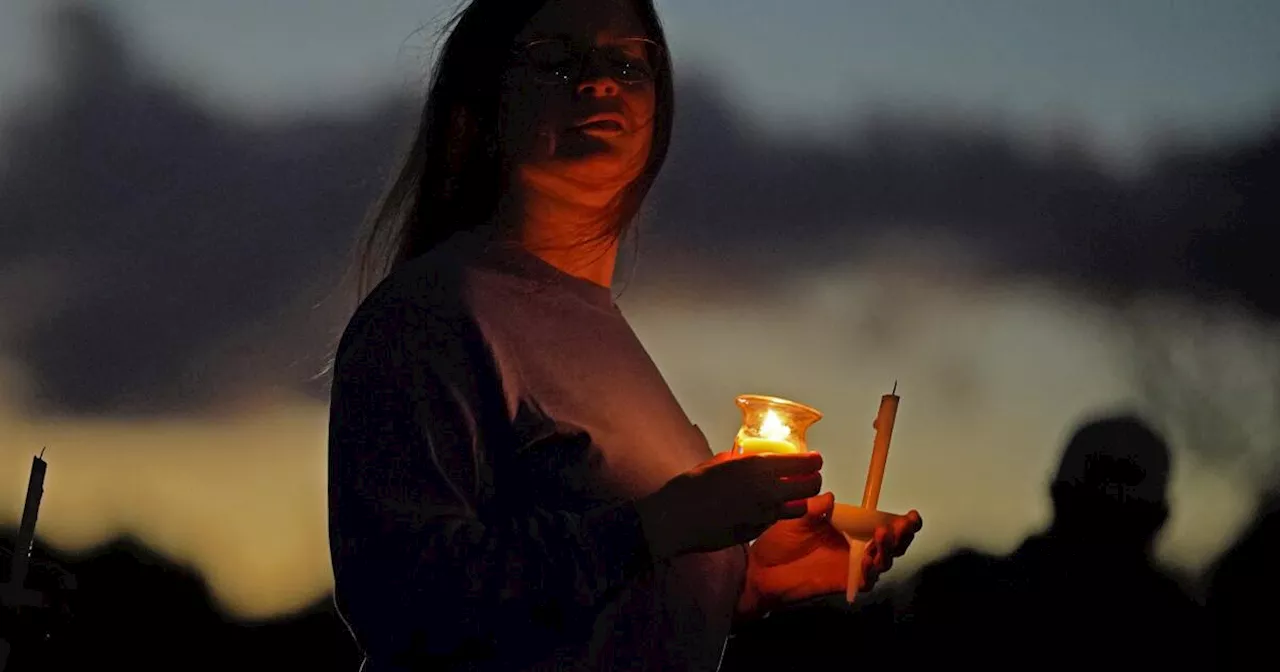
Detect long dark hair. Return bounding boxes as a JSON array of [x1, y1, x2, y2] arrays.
[[346, 0, 675, 303]]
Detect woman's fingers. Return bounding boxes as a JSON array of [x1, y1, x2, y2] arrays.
[[868, 529, 898, 571], [852, 512, 921, 591], [807, 492, 836, 519], [891, 526, 915, 557], [777, 500, 808, 519], [734, 454, 822, 510], [874, 525, 891, 551], [754, 452, 823, 478], [874, 546, 895, 573], [776, 471, 823, 502], [898, 509, 923, 535], [708, 450, 738, 465], [724, 453, 827, 530], [860, 552, 881, 591], [887, 510, 922, 557]]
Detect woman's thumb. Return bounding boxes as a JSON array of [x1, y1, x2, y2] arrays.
[[707, 450, 738, 466], [805, 492, 836, 523]]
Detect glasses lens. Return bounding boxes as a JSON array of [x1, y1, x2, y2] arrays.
[[519, 38, 663, 85], [605, 40, 660, 84], [522, 40, 574, 83]]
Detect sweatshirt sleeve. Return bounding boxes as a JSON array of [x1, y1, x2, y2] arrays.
[[327, 282, 655, 667]]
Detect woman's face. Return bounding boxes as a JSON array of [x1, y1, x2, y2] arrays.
[[501, 0, 659, 207]]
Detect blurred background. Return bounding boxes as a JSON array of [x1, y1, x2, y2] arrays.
[[1, 0, 1277, 668]]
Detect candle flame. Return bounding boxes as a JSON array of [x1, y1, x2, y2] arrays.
[[759, 409, 792, 441]]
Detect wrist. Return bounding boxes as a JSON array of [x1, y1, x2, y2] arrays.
[[734, 559, 771, 622], [734, 582, 763, 622], [582, 499, 656, 582]]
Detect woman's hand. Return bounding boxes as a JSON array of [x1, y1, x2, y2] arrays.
[[736, 494, 923, 619], [736, 492, 846, 618], [635, 451, 823, 561], [859, 509, 923, 592]]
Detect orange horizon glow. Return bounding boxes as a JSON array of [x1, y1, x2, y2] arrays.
[[0, 264, 1267, 620]]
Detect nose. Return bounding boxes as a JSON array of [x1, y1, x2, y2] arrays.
[[575, 75, 619, 98], [575, 53, 619, 98]]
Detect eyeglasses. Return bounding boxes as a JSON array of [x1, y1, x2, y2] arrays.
[[513, 37, 664, 86]]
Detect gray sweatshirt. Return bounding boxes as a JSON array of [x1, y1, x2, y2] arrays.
[[328, 229, 747, 671]]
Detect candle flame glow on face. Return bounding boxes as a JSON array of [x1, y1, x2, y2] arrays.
[[759, 408, 792, 442]]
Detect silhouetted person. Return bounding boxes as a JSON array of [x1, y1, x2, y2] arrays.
[[900, 413, 1205, 668], [326, 1, 919, 671], [1205, 487, 1280, 670]]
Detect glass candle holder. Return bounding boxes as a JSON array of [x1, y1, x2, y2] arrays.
[[732, 394, 823, 455]]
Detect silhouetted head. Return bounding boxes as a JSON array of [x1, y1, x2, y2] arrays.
[[1048, 413, 1171, 554], [351, 0, 674, 298]]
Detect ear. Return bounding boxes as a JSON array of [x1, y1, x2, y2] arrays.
[[447, 106, 476, 171]]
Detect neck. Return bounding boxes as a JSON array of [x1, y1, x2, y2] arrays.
[[501, 184, 624, 289]]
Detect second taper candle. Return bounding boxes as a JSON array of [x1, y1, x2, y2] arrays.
[[861, 382, 900, 511], [846, 383, 900, 603]]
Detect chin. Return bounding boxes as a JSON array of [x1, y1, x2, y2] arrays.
[[571, 160, 640, 182], [572, 143, 649, 178], [518, 139, 649, 197]]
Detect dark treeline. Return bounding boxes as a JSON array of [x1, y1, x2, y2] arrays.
[[0, 530, 359, 671], [3, 416, 1275, 670]]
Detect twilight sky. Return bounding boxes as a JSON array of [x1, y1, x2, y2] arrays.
[[1, 0, 1278, 164], [0, 0, 1277, 620]]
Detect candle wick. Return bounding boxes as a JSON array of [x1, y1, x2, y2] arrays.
[[892, 380, 898, 395], [39, 446, 46, 459]]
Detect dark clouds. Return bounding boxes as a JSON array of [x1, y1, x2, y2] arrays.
[[652, 86, 1279, 313], [0, 6, 411, 416], [1, 4, 1276, 418]]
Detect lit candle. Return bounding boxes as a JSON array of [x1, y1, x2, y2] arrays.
[[732, 395, 822, 456], [736, 409, 804, 454]]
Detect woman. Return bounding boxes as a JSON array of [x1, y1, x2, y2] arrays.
[[327, 0, 922, 670]]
